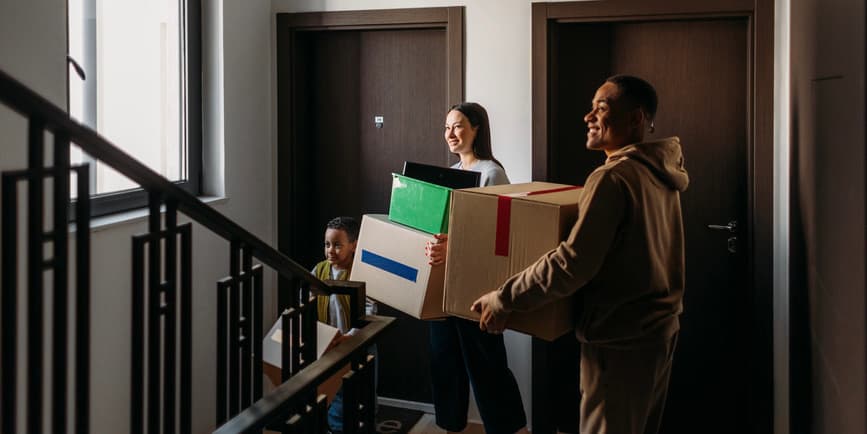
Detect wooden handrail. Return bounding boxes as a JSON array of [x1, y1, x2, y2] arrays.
[[214, 315, 395, 434], [0, 68, 334, 295]]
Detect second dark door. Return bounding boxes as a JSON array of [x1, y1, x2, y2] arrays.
[[547, 17, 752, 433]]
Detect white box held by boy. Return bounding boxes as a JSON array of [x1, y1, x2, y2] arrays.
[[350, 214, 446, 320]]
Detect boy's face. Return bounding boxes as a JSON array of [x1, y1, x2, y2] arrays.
[[324, 228, 356, 270]]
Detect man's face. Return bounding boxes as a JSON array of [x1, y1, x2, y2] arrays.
[[584, 82, 636, 153]]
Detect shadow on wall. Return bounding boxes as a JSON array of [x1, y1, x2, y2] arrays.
[[787, 89, 814, 432]]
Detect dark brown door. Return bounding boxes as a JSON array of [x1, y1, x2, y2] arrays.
[[291, 28, 449, 256], [281, 26, 450, 404], [547, 18, 751, 433]]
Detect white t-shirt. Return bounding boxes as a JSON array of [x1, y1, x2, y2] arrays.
[[313, 266, 378, 335]]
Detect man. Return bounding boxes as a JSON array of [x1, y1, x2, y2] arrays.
[[471, 75, 689, 434]]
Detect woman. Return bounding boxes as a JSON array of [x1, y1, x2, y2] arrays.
[[425, 102, 528, 434]]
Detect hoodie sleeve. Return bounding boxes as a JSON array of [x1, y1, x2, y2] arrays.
[[496, 168, 626, 312]]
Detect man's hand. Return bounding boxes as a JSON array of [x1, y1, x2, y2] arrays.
[[425, 233, 449, 265], [470, 290, 510, 334]]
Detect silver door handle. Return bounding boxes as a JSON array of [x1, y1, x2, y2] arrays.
[[707, 220, 737, 233]]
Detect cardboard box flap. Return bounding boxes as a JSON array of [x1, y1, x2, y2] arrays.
[[263, 318, 340, 367], [509, 188, 582, 205], [459, 182, 565, 195], [392, 172, 453, 191], [460, 182, 581, 206]]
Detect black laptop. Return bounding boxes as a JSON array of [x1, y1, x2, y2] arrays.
[[402, 161, 481, 189]]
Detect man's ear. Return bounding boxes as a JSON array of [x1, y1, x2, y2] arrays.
[[629, 107, 646, 129]]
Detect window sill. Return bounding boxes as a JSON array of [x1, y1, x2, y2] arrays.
[[70, 195, 229, 233]]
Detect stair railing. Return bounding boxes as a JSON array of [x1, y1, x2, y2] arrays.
[[0, 68, 392, 434]]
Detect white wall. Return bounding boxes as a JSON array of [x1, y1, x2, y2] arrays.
[[0, 0, 275, 432]]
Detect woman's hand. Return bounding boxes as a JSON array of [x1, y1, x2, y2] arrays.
[[425, 233, 449, 265]]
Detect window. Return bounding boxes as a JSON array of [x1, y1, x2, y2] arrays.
[[68, 0, 201, 215]]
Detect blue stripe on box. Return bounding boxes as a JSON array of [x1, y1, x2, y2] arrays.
[[361, 249, 418, 282]]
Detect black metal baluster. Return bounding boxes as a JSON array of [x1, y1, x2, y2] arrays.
[[74, 164, 90, 433], [27, 118, 45, 434], [51, 132, 70, 434], [1, 173, 19, 434], [147, 192, 162, 434], [253, 264, 264, 401], [302, 291, 316, 370], [164, 200, 177, 434], [315, 394, 328, 434], [281, 308, 293, 383], [363, 354, 376, 434], [284, 413, 301, 434], [303, 399, 316, 434], [179, 223, 192, 433], [343, 371, 359, 434], [229, 240, 240, 416], [131, 235, 146, 434], [291, 280, 302, 374], [241, 248, 252, 408], [217, 276, 230, 424]]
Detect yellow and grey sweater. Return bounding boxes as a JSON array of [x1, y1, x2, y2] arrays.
[[313, 260, 352, 333]]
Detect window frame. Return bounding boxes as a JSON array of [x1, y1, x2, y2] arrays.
[[67, 0, 202, 217]]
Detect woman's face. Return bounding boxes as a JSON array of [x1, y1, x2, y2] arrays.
[[444, 110, 478, 155]]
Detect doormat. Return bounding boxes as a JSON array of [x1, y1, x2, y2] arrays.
[[375, 405, 425, 434]]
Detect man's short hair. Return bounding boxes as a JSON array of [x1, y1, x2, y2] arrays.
[[326, 216, 360, 242], [606, 75, 658, 120]]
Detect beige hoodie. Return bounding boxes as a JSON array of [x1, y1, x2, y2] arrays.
[[496, 137, 689, 347]]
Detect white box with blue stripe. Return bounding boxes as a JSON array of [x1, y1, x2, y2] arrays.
[[349, 214, 447, 319]]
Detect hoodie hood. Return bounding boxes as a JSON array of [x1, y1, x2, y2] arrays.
[[606, 136, 689, 192]]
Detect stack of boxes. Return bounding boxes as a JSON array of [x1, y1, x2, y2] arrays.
[[350, 173, 583, 341], [349, 174, 451, 319]]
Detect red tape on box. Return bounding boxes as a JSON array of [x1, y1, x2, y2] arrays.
[[494, 186, 581, 257]]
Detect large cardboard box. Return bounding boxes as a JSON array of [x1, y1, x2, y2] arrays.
[[444, 182, 582, 341], [262, 318, 349, 402], [388, 174, 451, 234], [350, 214, 446, 319]]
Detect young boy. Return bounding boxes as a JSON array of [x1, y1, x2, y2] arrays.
[[313, 216, 360, 333], [311, 216, 377, 434]]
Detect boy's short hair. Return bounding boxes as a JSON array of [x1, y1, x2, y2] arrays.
[[326, 216, 360, 242]]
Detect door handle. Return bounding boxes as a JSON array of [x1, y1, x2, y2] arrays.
[[707, 220, 737, 233]]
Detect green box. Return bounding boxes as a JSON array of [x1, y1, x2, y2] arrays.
[[388, 173, 452, 234]]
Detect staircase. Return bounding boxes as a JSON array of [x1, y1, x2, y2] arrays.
[[0, 68, 393, 434]]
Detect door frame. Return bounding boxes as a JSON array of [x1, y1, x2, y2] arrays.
[[275, 7, 464, 307], [530, 1, 774, 433]]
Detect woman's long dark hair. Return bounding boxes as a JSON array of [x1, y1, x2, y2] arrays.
[[449, 102, 504, 169]]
